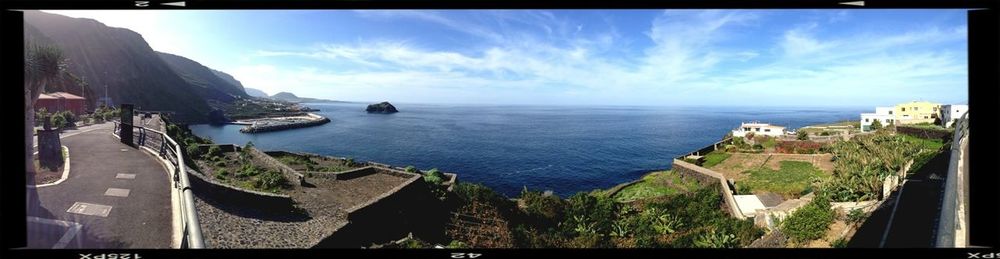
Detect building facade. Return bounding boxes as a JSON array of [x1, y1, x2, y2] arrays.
[[732, 122, 787, 137], [940, 104, 968, 128], [35, 92, 86, 115], [860, 106, 895, 132], [893, 101, 941, 125]]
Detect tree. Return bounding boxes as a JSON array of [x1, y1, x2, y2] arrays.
[[797, 131, 809, 140], [25, 42, 68, 178], [870, 120, 883, 131]]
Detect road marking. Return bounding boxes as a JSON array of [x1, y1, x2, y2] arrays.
[[67, 202, 112, 217], [880, 183, 907, 247], [116, 173, 136, 179], [104, 188, 131, 197], [26, 216, 83, 249]]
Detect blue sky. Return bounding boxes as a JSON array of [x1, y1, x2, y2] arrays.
[[45, 10, 968, 106]]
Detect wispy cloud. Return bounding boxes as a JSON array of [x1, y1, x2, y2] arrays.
[[235, 10, 967, 106]]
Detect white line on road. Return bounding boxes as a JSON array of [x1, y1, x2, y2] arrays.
[[27, 216, 83, 249]]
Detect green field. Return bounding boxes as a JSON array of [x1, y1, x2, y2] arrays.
[[613, 171, 701, 203], [740, 161, 828, 198], [702, 150, 732, 168]]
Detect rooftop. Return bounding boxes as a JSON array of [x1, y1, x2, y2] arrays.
[[38, 92, 85, 100]]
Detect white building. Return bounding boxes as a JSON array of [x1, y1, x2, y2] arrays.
[[732, 122, 787, 138], [940, 104, 968, 128], [861, 107, 895, 132]]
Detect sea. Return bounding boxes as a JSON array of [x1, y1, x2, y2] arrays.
[[190, 103, 867, 197]]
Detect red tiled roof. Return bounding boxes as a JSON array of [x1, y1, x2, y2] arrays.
[[38, 92, 85, 100]]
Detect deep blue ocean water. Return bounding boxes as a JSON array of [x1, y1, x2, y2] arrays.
[[190, 103, 866, 197]]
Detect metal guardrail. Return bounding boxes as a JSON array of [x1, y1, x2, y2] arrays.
[[113, 120, 205, 248], [936, 112, 969, 247]]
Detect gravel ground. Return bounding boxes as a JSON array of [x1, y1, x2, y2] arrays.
[[194, 195, 348, 248], [192, 172, 412, 248]]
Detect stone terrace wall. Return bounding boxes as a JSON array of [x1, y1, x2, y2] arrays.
[[185, 164, 296, 213], [897, 125, 953, 142], [676, 137, 733, 160], [313, 174, 449, 247], [672, 159, 743, 218], [247, 147, 305, 186]]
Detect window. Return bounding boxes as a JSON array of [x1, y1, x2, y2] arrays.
[[765, 129, 771, 132], [755, 128, 761, 132], [902, 107, 906, 112], [914, 107, 918, 111], [889, 111, 893, 115], [865, 118, 869, 122], [924, 116, 929, 119], [744, 127, 750, 131]]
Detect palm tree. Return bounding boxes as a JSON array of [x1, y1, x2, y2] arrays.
[[24, 42, 68, 180]]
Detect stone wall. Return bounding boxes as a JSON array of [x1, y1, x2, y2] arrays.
[[604, 179, 646, 198], [195, 144, 240, 153], [313, 174, 449, 248], [672, 159, 743, 218], [246, 147, 305, 186], [676, 137, 732, 160], [185, 164, 297, 213], [896, 125, 953, 142]]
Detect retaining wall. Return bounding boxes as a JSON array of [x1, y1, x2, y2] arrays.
[[185, 164, 297, 213], [672, 159, 743, 218], [246, 147, 305, 186], [313, 174, 449, 248], [896, 125, 953, 141]]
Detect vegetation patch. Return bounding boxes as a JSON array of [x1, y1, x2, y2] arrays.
[[612, 171, 700, 203], [821, 132, 921, 202], [741, 161, 828, 198], [701, 151, 731, 168], [781, 195, 835, 243]]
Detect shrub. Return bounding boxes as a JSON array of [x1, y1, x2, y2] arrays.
[[846, 208, 866, 226], [255, 169, 287, 191], [797, 131, 809, 140], [781, 196, 835, 243], [51, 113, 67, 128], [214, 160, 226, 168], [344, 158, 356, 167], [405, 165, 418, 173], [831, 237, 848, 248], [520, 189, 566, 226], [446, 240, 467, 248], [693, 229, 738, 248], [752, 143, 764, 150], [206, 145, 222, 158], [186, 144, 202, 159], [215, 168, 229, 180]]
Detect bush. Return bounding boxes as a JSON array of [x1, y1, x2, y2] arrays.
[[846, 208, 865, 226], [831, 237, 848, 248], [215, 168, 229, 180], [214, 160, 226, 168], [519, 189, 566, 226], [51, 113, 67, 128], [781, 196, 835, 243], [255, 169, 287, 191], [405, 166, 418, 173], [206, 145, 222, 158], [186, 144, 202, 159], [797, 131, 809, 140], [446, 240, 468, 248]]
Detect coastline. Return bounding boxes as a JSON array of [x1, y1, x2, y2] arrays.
[[237, 113, 330, 133]]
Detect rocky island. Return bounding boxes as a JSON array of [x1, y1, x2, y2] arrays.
[[365, 101, 399, 113]]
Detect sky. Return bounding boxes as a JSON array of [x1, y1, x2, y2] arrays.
[[43, 10, 969, 107]]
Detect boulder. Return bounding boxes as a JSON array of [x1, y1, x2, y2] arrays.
[[365, 101, 399, 114]]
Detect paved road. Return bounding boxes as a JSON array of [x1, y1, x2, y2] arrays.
[[26, 123, 173, 248], [849, 150, 950, 248]]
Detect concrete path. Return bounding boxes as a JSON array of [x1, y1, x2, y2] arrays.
[[26, 123, 173, 248], [848, 150, 951, 248]]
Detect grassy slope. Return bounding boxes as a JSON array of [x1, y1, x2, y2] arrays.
[[613, 171, 701, 203], [702, 151, 732, 168], [742, 161, 828, 197]]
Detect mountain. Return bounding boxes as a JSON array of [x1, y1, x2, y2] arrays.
[[243, 88, 269, 98], [157, 51, 249, 103], [23, 11, 213, 123], [210, 69, 249, 93], [270, 92, 339, 103]]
